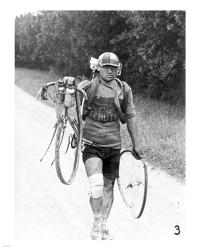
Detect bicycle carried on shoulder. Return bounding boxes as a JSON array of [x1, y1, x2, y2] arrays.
[[36, 77, 87, 185]]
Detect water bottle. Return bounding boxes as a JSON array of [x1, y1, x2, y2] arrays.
[[56, 80, 65, 104], [65, 88, 75, 107]]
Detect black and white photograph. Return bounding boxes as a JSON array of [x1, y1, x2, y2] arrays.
[[13, 9, 185, 241], [3, 2, 199, 247]]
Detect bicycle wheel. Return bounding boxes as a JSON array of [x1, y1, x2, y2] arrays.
[[117, 150, 148, 218], [55, 96, 83, 185]]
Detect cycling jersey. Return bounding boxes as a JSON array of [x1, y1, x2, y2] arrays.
[[80, 76, 136, 149]]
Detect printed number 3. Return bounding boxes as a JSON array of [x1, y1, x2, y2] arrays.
[[174, 225, 180, 235]]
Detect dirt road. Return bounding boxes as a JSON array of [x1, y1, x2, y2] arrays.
[[15, 86, 185, 240]]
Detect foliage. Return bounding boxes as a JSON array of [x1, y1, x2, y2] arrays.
[[15, 11, 185, 104]]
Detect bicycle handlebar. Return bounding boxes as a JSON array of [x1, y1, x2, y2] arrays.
[[35, 79, 87, 101], [35, 82, 56, 100]]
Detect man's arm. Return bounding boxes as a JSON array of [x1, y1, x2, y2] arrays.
[[126, 116, 143, 155]]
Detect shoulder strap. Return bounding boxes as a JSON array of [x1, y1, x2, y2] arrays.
[[82, 77, 100, 120], [86, 77, 100, 108], [115, 78, 130, 110], [113, 78, 127, 124], [115, 77, 124, 94]]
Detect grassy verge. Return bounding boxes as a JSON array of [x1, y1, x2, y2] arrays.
[[15, 67, 61, 107], [15, 67, 185, 181], [121, 96, 185, 181]]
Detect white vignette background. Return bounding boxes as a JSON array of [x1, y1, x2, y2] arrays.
[[0, 1, 199, 249]]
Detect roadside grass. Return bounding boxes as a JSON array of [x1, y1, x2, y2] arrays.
[[15, 67, 60, 107], [121, 96, 185, 181], [15, 67, 185, 181]]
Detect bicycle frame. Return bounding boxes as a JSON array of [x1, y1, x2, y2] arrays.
[[36, 78, 87, 166]]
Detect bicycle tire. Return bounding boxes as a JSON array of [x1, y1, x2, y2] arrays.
[[117, 150, 148, 218], [54, 94, 83, 185]]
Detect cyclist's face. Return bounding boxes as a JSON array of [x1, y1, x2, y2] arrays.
[[98, 65, 118, 82]]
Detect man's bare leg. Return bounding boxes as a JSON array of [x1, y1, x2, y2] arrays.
[[85, 157, 103, 239], [101, 176, 115, 240], [102, 177, 115, 218]]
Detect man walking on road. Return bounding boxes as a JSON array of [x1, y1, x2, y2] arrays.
[[75, 52, 142, 240]]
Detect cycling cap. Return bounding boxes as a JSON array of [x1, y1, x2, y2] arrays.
[[98, 52, 120, 67]]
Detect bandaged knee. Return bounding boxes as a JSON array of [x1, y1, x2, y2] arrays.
[[88, 173, 104, 198]]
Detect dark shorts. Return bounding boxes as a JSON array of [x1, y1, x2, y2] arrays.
[[82, 146, 121, 180]]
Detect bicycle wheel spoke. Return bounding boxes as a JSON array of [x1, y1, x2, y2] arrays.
[[117, 150, 148, 218]]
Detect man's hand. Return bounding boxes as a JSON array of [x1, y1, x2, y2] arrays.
[[132, 146, 143, 160]]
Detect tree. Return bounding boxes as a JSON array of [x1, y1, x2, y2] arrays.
[[15, 11, 185, 104], [112, 11, 185, 103]]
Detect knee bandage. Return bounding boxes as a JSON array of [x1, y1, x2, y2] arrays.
[[88, 173, 104, 198]]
